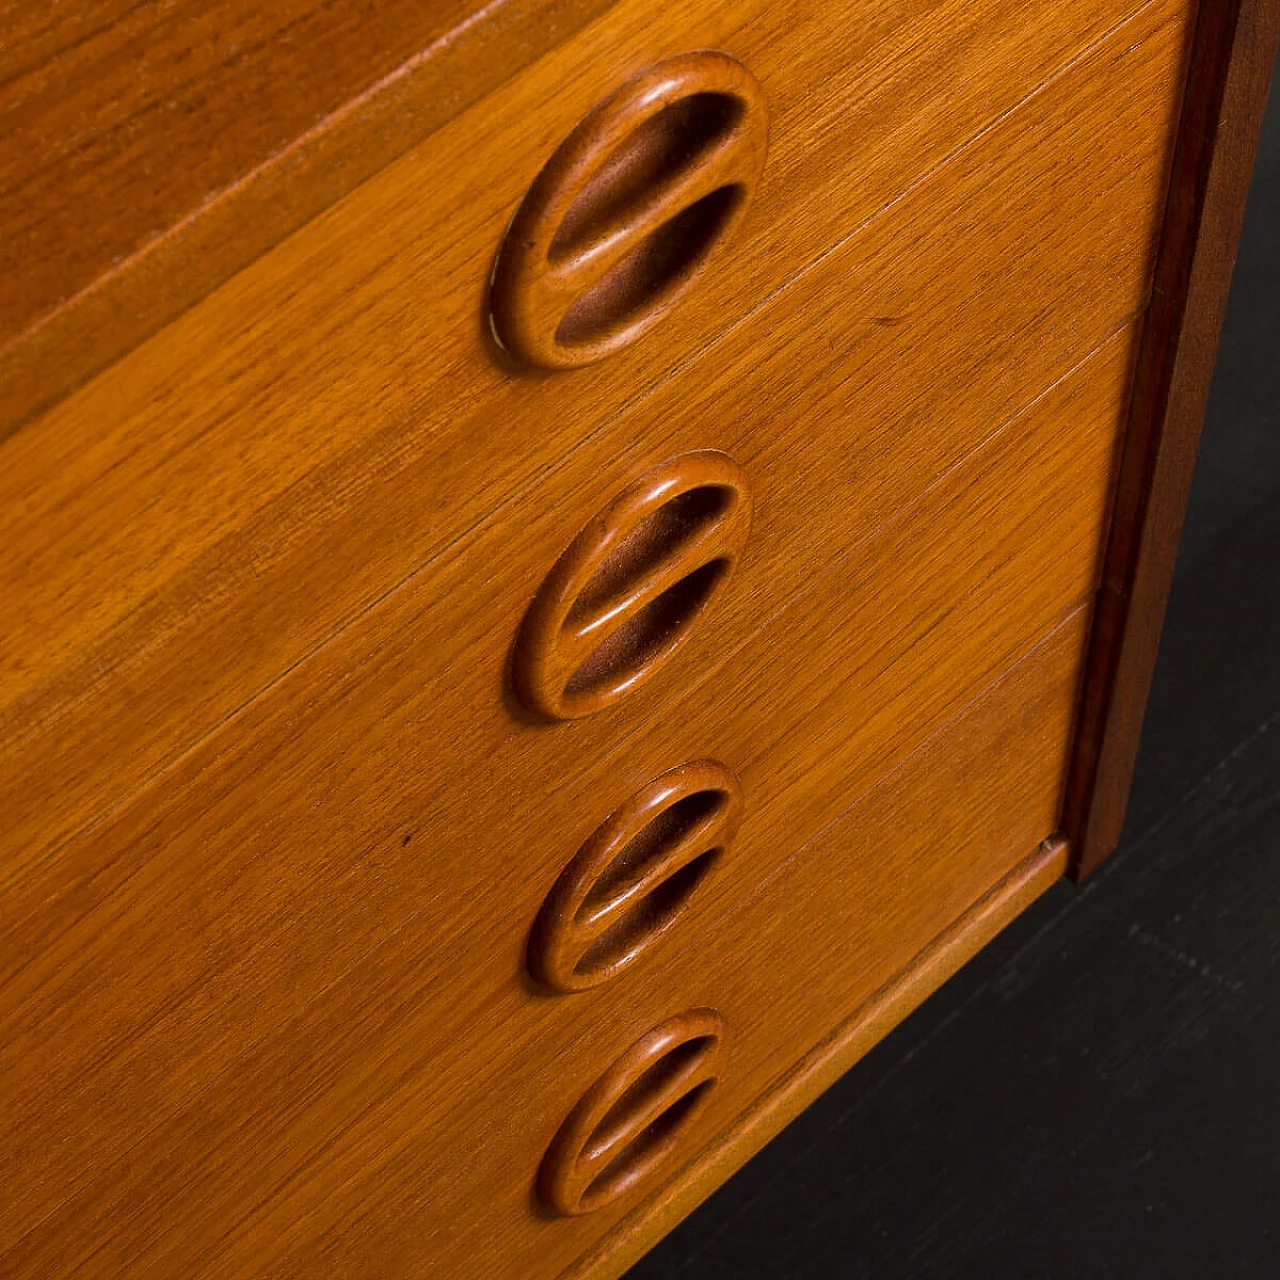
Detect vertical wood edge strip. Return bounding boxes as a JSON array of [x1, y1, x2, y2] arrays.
[[1063, 0, 1280, 878], [563, 837, 1071, 1280]]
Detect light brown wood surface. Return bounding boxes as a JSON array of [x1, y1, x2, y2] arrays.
[[0, 0, 1240, 1271], [0, 0, 1147, 436], [574, 836, 1074, 1280], [209, 608, 1093, 1279], [527, 759, 745, 994], [490, 50, 771, 369], [0, 0, 615, 429], [0, 326, 1128, 1274], [2, 0, 484, 337], [538, 1008, 731, 1217], [0, 0, 1189, 888], [512, 450, 755, 719]]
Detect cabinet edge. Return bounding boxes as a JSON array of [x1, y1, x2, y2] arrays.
[[1064, 0, 1280, 877], [561, 836, 1070, 1280]]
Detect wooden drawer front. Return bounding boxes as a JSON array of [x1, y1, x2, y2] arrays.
[[0, 326, 1127, 1276], [0, 0, 1181, 871], [170, 610, 1094, 1279]]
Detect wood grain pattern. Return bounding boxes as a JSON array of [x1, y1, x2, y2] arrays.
[[513, 450, 753, 718], [0, 0, 1189, 886], [0, 330, 1129, 1276], [491, 51, 769, 368], [239, 608, 1092, 1280], [0, 0, 614, 427], [528, 759, 744, 994], [1065, 0, 1280, 876], [538, 1008, 730, 1216], [573, 837, 1074, 1280]]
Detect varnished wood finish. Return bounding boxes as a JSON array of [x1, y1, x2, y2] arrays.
[[575, 839, 1074, 1280], [2, 0, 1262, 1271], [0, 329, 1130, 1275], [0, 0, 1188, 885], [514, 450, 753, 718], [491, 52, 769, 368], [1065, 0, 1280, 876], [528, 760, 743, 994], [0, 0, 1157, 438], [0, 0, 615, 430], [254, 606, 1091, 1280], [7, 598, 1090, 1278], [538, 1009, 729, 1216]]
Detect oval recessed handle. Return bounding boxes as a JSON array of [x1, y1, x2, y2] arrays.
[[529, 760, 744, 993], [490, 51, 768, 369], [513, 450, 752, 719], [538, 1009, 729, 1215]]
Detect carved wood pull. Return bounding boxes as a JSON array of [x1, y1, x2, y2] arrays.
[[528, 760, 743, 992], [490, 51, 768, 369], [513, 450, 752, 719], [538, 1009, 729, 1215]]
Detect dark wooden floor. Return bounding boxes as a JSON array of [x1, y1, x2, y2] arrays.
[[630, 59, 1280, 1280]]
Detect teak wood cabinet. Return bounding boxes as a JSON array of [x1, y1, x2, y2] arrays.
[[2, 1, 1276, 1276]]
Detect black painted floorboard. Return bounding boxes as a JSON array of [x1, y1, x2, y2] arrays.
[[629, 53, 1280, 1280]]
